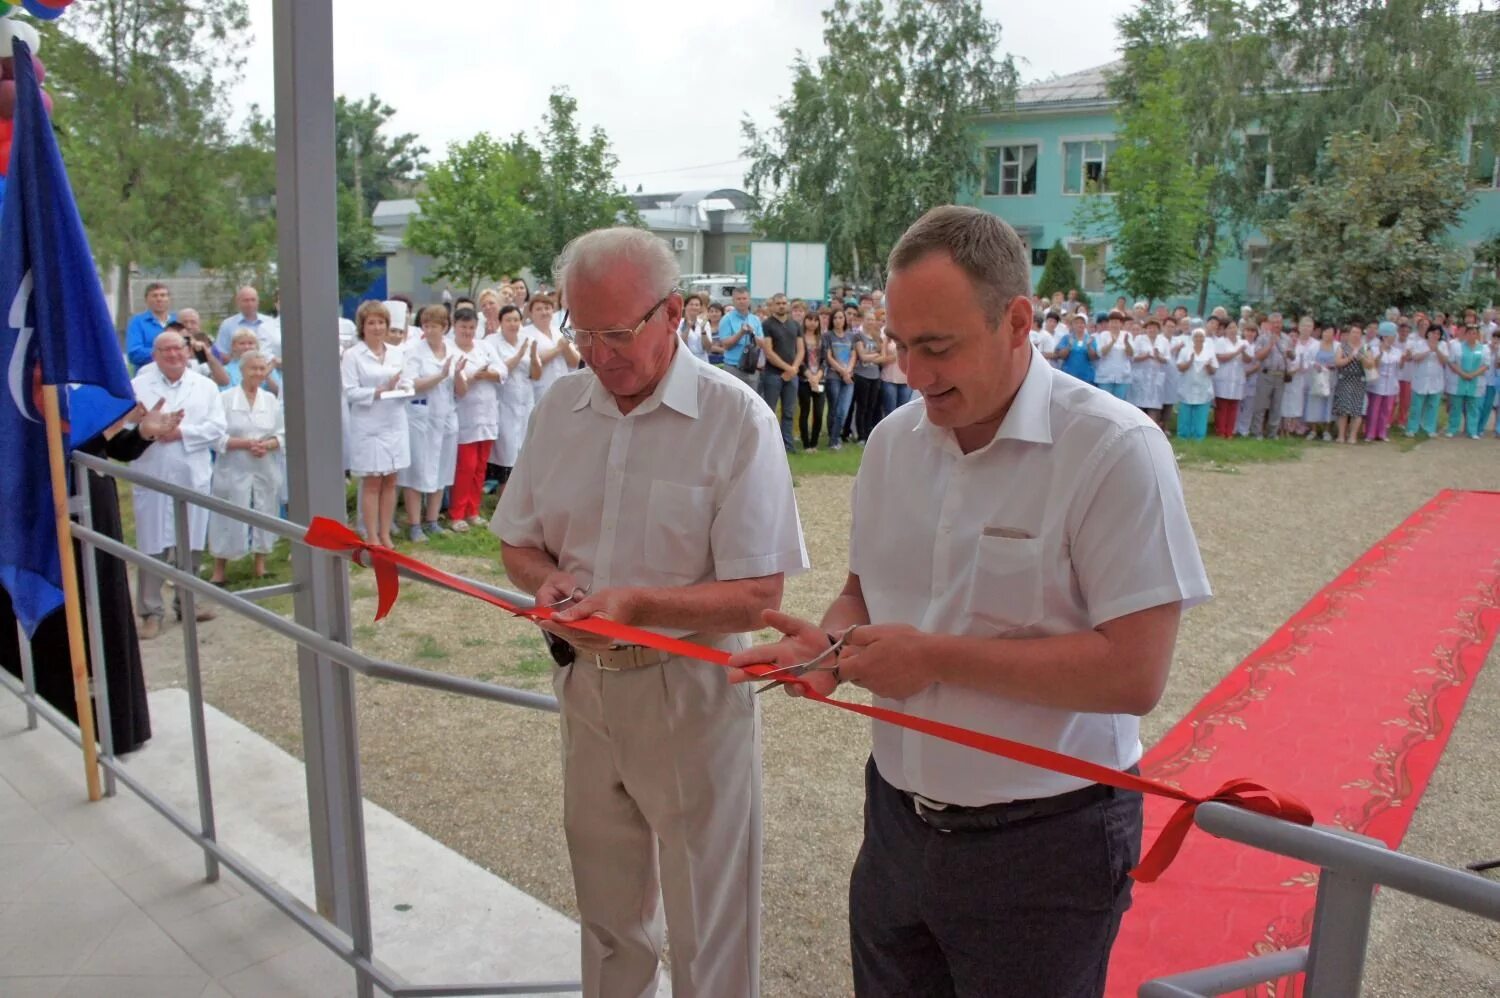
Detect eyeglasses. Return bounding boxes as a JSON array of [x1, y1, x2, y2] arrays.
[[571, 291, 678, 351]]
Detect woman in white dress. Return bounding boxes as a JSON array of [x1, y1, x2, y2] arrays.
[[1211, 320, 1248, 438], [207, 351, 284, 583], [1174, 327, 1219, 439], [1279, 317, 1314, 437], [1127, 318, 1169, 426], [485, 304, 534, 492], [341, 300, 411, 548], [677, 293, 713, 361], [397, 305, 458, 542], [1404, 325, 1446, 436], [448, 307, 504, 532], [523, 293, 579, 403]]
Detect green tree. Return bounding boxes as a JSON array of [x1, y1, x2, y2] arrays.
[[36, 0, 275, 333], [1264, 126, 1471, 324], [742, 0, 1017, 284], [527, 90, 639, 283], [1076, 48, 1215, 306], [1035, 241, 1083, 302], [335, 94, 427, 219], [336, 186, 381, 301], [406, 133, 543, 295]]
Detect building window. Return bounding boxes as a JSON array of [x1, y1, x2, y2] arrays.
[[1067, 240, 1108, 293], [1245, 133, 1276, 191], [1062, 140, 1118, 194], [983, 144, 1038, 196], [1246, 245, 1270, 300], [1468, 126, 1499, 189]]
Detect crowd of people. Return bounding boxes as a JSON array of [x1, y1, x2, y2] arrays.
[[1020, 296, 1500, 444]]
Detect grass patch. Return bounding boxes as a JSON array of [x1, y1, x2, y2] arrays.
[[787, 444, 865, 479], [353, 623, 377, 641], [1172, 435, 1306, 472], [460, 636, 490, 648], [413, 636, 449, 660]]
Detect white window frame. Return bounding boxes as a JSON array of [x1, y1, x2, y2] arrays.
[[981, 142, 1040, 197], [1244, 131, 1278, 192], [1245, 243, 1270, 300], [1060, 135, 1118, 196], [1465, 124, 1500, 189], [1067, 239, 1109, 294]]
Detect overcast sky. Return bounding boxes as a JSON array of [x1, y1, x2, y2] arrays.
[[232, 0, 1133, 195]]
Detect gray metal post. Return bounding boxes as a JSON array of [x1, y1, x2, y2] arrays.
[[271, 0, 354, 928], [172, 498, 219, 882], [74, 462, 116, 796], [15, 620, 36, 730], [1302, 867, 1374, 996]]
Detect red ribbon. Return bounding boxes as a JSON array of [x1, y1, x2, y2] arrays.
[[304, 517, 1314, 882]]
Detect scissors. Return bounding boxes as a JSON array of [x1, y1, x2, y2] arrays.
[[753, 625, 858, 695]]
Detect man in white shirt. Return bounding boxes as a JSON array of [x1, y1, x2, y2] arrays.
[[732, 206, 1210, 997], [214, 285, 281, 359], [493, 227, 808, 998], [130, 331, 229, 638]]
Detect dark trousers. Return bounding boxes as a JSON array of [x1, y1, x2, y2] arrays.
[[758, 370, 799, 449], [850, 758, 1142, 998], [853, 375, 883, 442], [797, 379, 826, 449]]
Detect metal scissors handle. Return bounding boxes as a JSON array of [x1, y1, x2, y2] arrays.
[[753, 625, 858, 695]]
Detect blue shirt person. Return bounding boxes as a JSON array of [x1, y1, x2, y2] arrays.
[[1057, 317, 1097, 385], [214, 285, 280, 358], [717, 288, 763, 369], [124, 282, 175, 370]]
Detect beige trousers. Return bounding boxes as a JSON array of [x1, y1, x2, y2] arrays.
[[554, 643, 761, 998]]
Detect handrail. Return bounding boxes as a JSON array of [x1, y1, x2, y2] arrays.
[[1195, 802, 1500, 920]]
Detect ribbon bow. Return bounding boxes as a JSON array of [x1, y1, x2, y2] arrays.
[[304, 517, 1314, 882]]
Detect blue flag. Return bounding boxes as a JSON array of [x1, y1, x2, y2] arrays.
[[0, 39, 136, 638]]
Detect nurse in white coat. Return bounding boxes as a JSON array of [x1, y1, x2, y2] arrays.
[[130, 329, 228, 635], [398, 305, 459, 542], [207, 352, 285, 582], [342, 300, 412, 548], [522, 293, 579, 403], [485, 304, 535, 489], [448, 307, 504, 531]]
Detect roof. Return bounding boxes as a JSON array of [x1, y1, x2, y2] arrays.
[[372, 198, 420, 226], [628, 188, 754, 211], [1011, 60, 1121, 112]]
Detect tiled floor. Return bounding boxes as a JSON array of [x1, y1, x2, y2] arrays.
[[0, 707, 364, 997], [0, 688, 607, 997]]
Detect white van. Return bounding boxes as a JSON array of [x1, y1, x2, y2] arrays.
[[681, 274, 747, 306]]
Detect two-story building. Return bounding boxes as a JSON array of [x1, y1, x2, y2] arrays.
[[967, 60, 1500, 310]]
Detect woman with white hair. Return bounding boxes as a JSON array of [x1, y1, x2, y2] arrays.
[[1174, 327, 1218, 440], [398, 305, 459, 542], [342, 300, 411, 548], [207, 350, 285, 583]]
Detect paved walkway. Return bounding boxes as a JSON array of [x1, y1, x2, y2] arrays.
[[0, 688, 610, 997]]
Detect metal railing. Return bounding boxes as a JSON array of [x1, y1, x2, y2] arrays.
[[0, 450, 576, 997], [1138, 801, 1500, 996]]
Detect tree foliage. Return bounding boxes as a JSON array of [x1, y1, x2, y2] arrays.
[[1035, 241, 1083, 302], [742, 0, 1017, 284], [37, 0, 273, 329], [527, 90, 640, 282], [406, 133, 542, 295], [335, 94, 426, 219], [1077, 46, 1215, 306], [1264, 125, 1471, 324], [336, 186, 380, 302]]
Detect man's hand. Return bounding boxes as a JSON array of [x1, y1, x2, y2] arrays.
[[726, 610, 836, 698], [545, 586, 643, 653], [836, 623, 934, 699], [136, 397, 184, 441], [781, 367, 796, 382]]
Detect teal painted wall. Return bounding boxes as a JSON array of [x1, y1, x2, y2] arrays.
[[964, 109, 1500, 314]]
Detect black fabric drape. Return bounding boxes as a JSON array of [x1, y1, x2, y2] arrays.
[[0, 427, 153, 752]]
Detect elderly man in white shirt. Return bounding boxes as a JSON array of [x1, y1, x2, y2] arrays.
[[733, 207, 1210, 998], [494, 227, 807, 998], [130, 330, 229, 639]]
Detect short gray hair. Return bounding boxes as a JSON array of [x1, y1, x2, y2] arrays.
[[887, 206, 1030, 326], [554, 227, 680, 301], [237, 349, 268, 369]]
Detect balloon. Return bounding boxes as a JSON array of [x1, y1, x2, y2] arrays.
[[0, 17, 41, 55], [0, 3, 15, 15], [0, 139, 12, 177], [0, 80, 12, 118], [20, 1, 65, 21], [34, 0, 75, 8], [0, 116, 11, 142], [0, 56, 44, 84]]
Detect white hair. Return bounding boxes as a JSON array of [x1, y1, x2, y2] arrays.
[[237, 349, 268, 369], [554, 227, 680, 301]]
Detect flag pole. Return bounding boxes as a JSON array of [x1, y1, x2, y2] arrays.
[[40, 383, 102, 801]]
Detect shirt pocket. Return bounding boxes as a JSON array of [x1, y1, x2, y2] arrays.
[[963, 534, 1044, 634], [644, 480, 715, 582]]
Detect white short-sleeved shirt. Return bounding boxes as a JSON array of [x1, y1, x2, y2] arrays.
[[492, 343, 808, 637], [1092, 329, 1132, 383], [850, 348, 1211, 805]]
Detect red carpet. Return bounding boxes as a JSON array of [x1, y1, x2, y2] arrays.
[[1107, 489, 1500, 996]]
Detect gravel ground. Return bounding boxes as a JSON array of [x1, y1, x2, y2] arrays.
[[137, 437, 1500, 996]]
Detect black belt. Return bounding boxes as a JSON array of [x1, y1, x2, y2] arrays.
[[899, 767, 1139, 833], [409, 398, 428, 406]]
